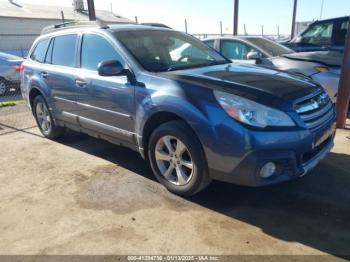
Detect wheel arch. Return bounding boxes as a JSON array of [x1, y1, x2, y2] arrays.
[[29, 87, 45, 109], [139, 106, 214, 161]]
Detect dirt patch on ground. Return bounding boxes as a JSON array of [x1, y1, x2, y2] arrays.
[[0, 105, 349, 256]]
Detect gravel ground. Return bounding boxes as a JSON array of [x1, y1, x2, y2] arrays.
[[0, 105, 349, 258]]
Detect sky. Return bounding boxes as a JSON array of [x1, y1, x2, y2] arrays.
[[2, 0, 350, 34]]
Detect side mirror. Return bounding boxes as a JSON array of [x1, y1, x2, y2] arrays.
[[98, 60, 124, 76], [246, 51, 261, 60]]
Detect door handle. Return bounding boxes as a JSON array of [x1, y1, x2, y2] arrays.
[[75, 79, 87, 88], [40, 71, 48, 78]]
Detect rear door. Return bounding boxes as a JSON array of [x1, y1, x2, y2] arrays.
[[44, 34, 79, 124], [74, 33, 135, 143]]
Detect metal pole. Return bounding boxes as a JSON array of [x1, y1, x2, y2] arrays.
[[86, 0, 96, 21], [291, 0, 298, 39], [220, 21, 223, 36], [233, 0, 239, 35], [320, 0, 325, 19], [277, 25, 280, 40], [244, 24, 247, 35], [135, 16, 138, 24], [185, 19, 188, 33], [61, 10, 65, 23], [336, 17, 350, 128], [261, 25, 264, 36]]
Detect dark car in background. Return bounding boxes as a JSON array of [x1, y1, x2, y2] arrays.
[[21, 22, 336, 196], [283, 16, 349, 52], [0, 52, 23, 96]]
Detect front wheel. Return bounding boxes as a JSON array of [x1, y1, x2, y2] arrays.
[[148, 121, 211, 196], [33, 95, 66, 139]]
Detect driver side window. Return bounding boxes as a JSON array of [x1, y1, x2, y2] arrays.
[[81, 34, 124, 71], [220, 40, 259, 60]]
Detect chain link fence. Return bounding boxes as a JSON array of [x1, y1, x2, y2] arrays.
[[0, 32, 35, 135]]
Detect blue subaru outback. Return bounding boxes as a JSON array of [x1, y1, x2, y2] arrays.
[[21, 22, 336, 196]]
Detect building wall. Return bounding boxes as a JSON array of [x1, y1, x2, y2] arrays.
[[0, 17, 66, 56]]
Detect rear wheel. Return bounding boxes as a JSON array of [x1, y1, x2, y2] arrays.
[[148, 121, 211, 196], [33, 95, 66, 139], [0, 79, 9, 96]]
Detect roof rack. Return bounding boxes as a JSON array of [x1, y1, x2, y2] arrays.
[[40, 20, 109, 35]]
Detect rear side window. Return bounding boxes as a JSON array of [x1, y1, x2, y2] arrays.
[[30, 38, 50, 63], [81, 34, 124, 70], [51, 34, 77, 67], [45, 39, 54, 64]]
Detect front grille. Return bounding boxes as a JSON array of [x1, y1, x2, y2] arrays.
[[294, 91, 335, 131]]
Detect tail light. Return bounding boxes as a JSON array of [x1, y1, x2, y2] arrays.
[[11, 64, 21, 72], [18, 63, 25, 73]]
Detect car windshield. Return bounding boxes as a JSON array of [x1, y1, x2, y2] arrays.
[[115, 30, 229, 72], [247, 38, 294, 57]]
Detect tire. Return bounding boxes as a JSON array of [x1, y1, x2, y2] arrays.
[[0, 78, 9, 96], [32, 95, 66, 139], [148, 120, 211, 196]]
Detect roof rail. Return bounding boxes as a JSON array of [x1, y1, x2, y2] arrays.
[[40, 20, 109, 35]]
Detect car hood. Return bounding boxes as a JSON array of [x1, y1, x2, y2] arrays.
[[162, 63, 320, 103], [282, 51, 342, 67]]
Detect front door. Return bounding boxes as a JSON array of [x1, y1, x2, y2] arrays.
[[75, 33, 135, 143]]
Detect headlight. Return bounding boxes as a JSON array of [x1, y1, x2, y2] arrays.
[[214, 90, 295, 128]]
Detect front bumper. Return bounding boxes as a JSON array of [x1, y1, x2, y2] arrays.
[[206, 115, 336, 187]]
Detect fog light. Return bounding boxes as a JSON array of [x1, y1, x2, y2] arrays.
[[260, 162, 277, 178]]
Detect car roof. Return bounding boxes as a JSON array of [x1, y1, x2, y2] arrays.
[[40, 21, 174, 36], [202, 36, 274, 42], [310, 16, 349, 25], [108, 23, 174, 32], [0, 52, 23, 60]]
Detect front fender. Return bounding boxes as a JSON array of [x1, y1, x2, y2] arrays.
[[135, 92, 217, 154]]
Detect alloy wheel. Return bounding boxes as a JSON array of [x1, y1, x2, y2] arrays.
[[36, 102, 52, 134], [155, 135, 194, 186]]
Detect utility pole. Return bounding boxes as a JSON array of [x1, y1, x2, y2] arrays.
[[135, 16, 138, 24], [261, 25, 264, 36], [220, 21, 223, 36], [185, 19, 188, 33], [336, 17, 350, 128], [86, 0, 96, 21], [320, 0, 325, 19], [291, 0, 298, 39], [61, 10, 65, 23], [277, 25, 280, 40], [244, 24, 247, 35], [233, 0, 239, 35]]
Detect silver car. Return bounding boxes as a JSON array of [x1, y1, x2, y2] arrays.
[[0, 52, 23, 96], [203, 37, 340, 102], [269, 51, 341, 103]]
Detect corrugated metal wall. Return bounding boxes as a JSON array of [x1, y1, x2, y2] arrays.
[[0, 17, 65, 56]]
